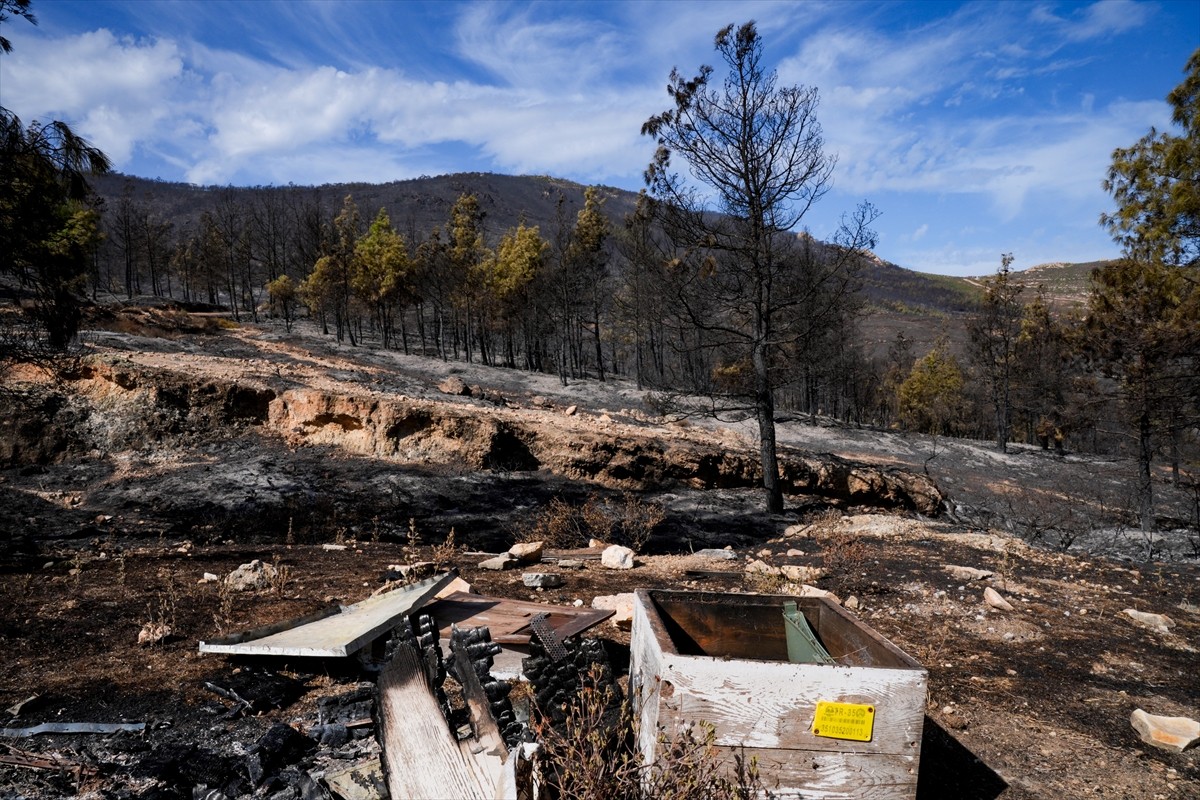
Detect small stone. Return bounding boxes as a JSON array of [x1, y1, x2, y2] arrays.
[[322, 543, 348, 551], [438, 376, 468, 395], [589, 538, 606, 548], [786, 549, 804, 557], [601, 545, 635, 570], [983, 587, 1015, 612], [138, 621, 172, 646], [1122, 608, 1176, 635], [573, 599, 584, 607], [522, 572, 564, 589], [744, 559, 780, 576], [200, 572, 219, 583], [564, 405, 578, 416], [530, 396, 547, 407], [1130, 709, 1200, 753], [42, 562, 54, 570], [556, 559, 584, 569], [592, 593, 635, 629], [477, 554, 518, 571], [508, 541, 544, 563], [780, 565, 824, 584], [945, 565, 994, 582], [845, 596, 860, 611], [693, 549, 738, 560], [757, 548, 772, 558]]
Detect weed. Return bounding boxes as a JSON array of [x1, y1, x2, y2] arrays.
[[817, 529, 869, 578], [518, 493, 666, 552], [144, 568, 178, 643], [269, 555, 290, 595], [213, 577, 235, 635], [431, 528, 459, 567], [533, 665, 768, 800]]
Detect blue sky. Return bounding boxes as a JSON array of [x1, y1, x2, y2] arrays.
[[1, 1, 1196, 276]]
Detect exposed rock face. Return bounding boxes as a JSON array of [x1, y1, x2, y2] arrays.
[[4, 358, 944, 515]]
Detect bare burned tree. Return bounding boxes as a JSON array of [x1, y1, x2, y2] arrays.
[[642, 21, 877, 513]]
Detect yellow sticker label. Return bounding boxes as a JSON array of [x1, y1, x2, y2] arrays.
[[811, 701, 875, 742]]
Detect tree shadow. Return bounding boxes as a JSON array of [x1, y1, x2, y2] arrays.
[[917, 716, 1007, 800]]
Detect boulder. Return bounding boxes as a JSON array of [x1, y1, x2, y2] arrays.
[[592, 593, 635, 630], [508, 541, 544, 563], [1130, 709, 1200, 753], [601, 545, 635, 570], [522, 572, 564, 589], [555, 559, 584, 569]]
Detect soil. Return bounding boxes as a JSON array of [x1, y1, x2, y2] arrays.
[[0, 309, 1197, 799]]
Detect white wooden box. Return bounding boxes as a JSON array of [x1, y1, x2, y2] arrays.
[[631, 589, 926, 800]]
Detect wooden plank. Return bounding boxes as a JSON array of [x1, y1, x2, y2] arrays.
[[450, 631, 509, 762], [716, 747, 919, 800], [423, 592, 613, 645], [377, 644, 496, 800], [654, 654, 925, 755], [199, 573, 454, 657]]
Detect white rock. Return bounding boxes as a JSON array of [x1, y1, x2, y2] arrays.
[[137, 621, 172, 647], [556, 559, 584, 569], [1130, 709, 1200, 753], [522, 572, 564, 589], [745, 559, 780, 576], [224, 560, 277, 592], [983, 587, 1015, 612], [589, 538, 606, 548], [572, 599, 584, 607], [601, 545, 635, 570], [693, 549, 737, 560], [322, 543, 348, 551], [798, 585, 841, 605], [564, 405, 578, 416], [945, 565, 995, 582], [780, 565, 824, 584], [845, 596, 860, 611], [786, 549, 804, 557], [592, 593, 635, 629], [508, 541, 544, 563], [1122, 609, 1175, 635], [478, 554, 518, 571], [199, 572, 219, 583]]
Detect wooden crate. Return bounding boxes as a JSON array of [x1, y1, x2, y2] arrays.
[[631, 589, 926, 800]]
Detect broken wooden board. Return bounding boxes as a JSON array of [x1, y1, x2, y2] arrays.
[[199, 573, 454, 658], [377, 643, 501, 800], [423, 591, 613, 646]]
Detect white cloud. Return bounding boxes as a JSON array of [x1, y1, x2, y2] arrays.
[[912, 223, 928, 241], [1, 29, 183, 163]]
